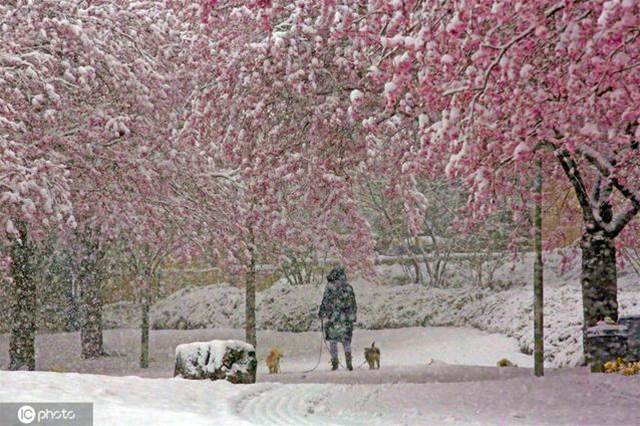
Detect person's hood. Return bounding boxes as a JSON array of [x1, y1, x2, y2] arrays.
[[326, 266, 347, 283]]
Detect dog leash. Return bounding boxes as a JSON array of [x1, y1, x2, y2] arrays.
[[321, 339, 369, 370], [279, 319, 325, 375], [356, 358, 369, 369], [280, 319, 371, 374], [319, 322, 370, 370]]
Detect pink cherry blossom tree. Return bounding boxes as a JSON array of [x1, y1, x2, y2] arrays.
[[58, 0, 199, 358], [1, 0, 194, 364], [171, 0, 384, 347], [2, 0, 80, 367], [392, 1, 640, 352], [211, 0, 640, 359], [169, 122, 376, 347], [278, 0, 639, 352]]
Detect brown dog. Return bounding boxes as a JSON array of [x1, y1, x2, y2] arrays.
[[364, 342, 380, 370], [266, 348, 283, 374]]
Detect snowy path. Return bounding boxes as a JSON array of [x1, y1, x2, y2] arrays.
[[2, 368, 640, 425], [0, 326, 533, 378], [6, 327, 640, 424], [259, 363, 562, 384], [232, 372, 640, 426], [234, 384, 378, 426]]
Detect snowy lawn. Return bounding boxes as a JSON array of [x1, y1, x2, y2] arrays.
[[0, 371, 250, 426], [0, 327, 532, 378], [105, 258, 640, 368], [2, 327, 639, 425], [3, 254, 639, 424], [1, 369, 639, 425], [236, 373, 640, 425]]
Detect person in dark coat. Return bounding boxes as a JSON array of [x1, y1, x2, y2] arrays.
[[318, 266, 357, 371]]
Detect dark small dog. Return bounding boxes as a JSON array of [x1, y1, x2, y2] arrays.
[[364, 342, 380, 370]]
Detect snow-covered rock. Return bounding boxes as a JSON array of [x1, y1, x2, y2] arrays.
[[174, 339, 257, 384]]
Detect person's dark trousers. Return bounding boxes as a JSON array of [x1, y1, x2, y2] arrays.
[[329, 340, 353, 371]]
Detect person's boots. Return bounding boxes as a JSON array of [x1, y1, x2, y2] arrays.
[[345, 352, 353, 371], [331, 357, 339, 371]]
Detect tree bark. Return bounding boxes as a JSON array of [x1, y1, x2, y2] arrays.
[[245, 235, 257, 349], [533, 163, 544, 377], [79, 249, 104, 359], [476, 258, 483, 286], [580, 231, 618, 356], [554, 149, 625, 363], [140, 291, 150, 368], [412, 258, 422, 284], [8, 221, 36, 371]]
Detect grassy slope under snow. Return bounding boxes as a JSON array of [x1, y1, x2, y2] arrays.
[[104, 253, 640, 367]]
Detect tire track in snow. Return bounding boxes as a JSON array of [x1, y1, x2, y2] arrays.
[[235, 384, 381, 425]]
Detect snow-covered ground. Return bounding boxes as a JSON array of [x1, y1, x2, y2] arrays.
[[2, 366, 640, 425], [2, 326, 640, 425], [3, 252, 633, 424], [0, 327, 532, 378], [236, 373, 640, 425], [0, 371, 251, 426], [104, 252, 640, 367], [0, 326, 542, 425]]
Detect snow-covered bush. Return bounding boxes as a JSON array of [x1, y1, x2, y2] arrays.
[[152, 285, 244, 330], [105, 255, 640, 368], [174, 340, 257, 384]]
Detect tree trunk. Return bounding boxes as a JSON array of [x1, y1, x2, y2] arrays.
[[412, 259, 422, 284], [245, 241, 257, 349], [140, 291, 150, 368], [533, 163, 544, 377], [553, 147, 634, 364], [580, 231, 618, 356], [79, 253, 104, 359], [8, 222, 36, 371]]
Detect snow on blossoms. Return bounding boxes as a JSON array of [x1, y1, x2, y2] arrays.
[[1, 0, 196, 243], [197, 1, 640, 345]]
